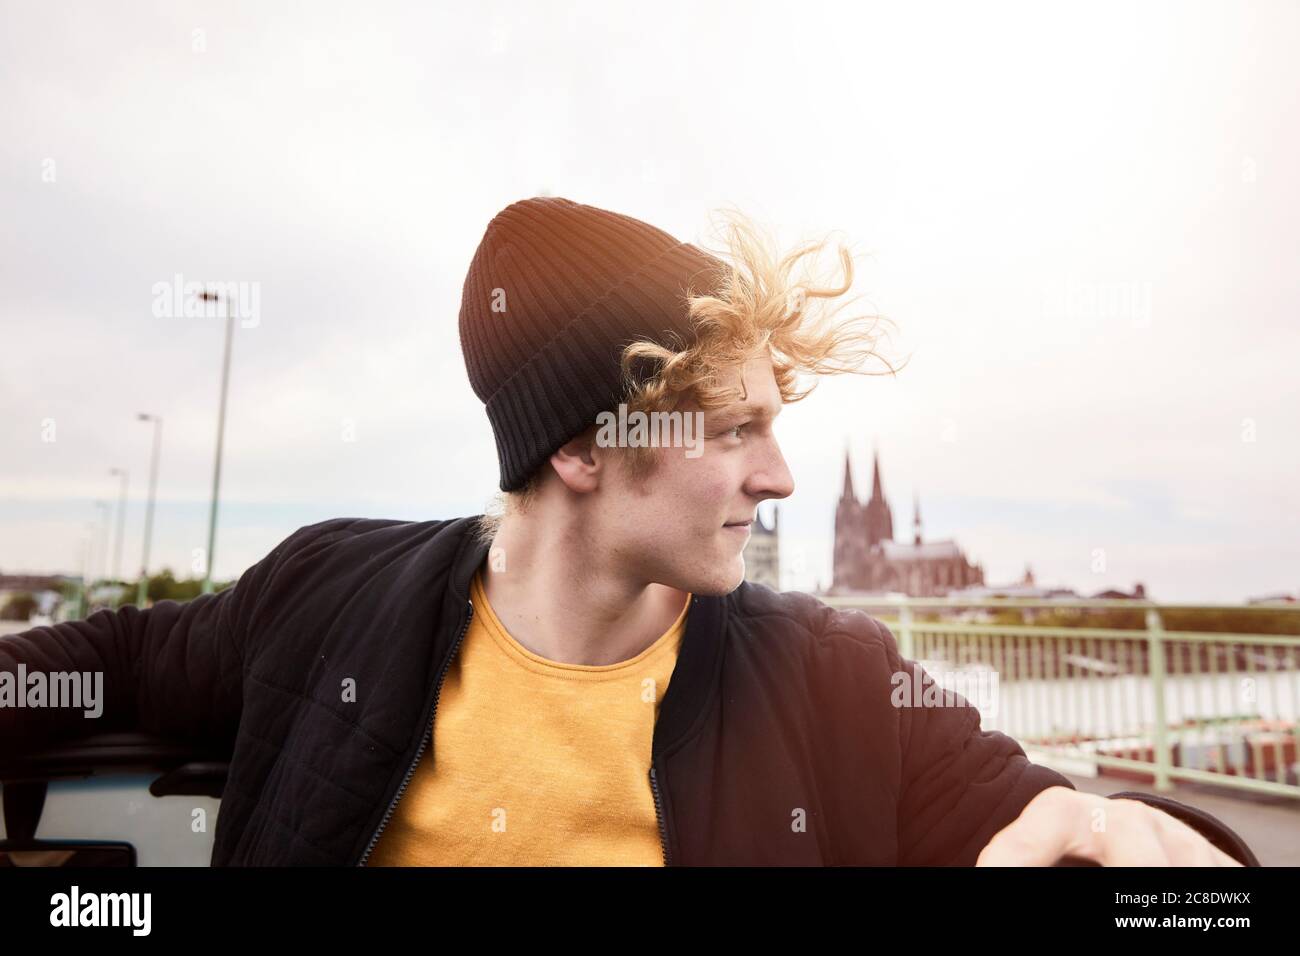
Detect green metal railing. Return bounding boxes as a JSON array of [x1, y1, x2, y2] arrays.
[[820, 596, 1300, 800]]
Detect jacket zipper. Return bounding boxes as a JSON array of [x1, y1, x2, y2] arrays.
[[649, 764, 671, 866], [357, 598, 474, 866]]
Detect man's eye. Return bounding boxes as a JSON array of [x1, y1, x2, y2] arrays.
[[727, 423, 746, 439]]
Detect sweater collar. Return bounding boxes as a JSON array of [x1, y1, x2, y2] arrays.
[[444, 515, 725, 758]]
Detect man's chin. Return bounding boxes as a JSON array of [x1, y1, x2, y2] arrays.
[[687, 557, 746, 597]]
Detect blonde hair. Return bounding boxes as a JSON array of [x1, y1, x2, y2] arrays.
[[474, 205, 904, 542]]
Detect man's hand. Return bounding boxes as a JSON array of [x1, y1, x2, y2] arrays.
[[975, 786, 1244, 866]]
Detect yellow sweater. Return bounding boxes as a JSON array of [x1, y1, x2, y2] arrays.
[[365, 569, 689, 866]]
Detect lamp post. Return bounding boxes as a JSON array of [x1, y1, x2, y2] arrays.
[[201, 291, 234, 595], [91, 500, 109, 609], [136, 413, 163, 607], [108, 467, 129, 583]]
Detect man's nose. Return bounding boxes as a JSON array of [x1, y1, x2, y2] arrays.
[[749, 438, 795, 500]]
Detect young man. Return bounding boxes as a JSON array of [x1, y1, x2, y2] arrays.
[[1, 197, 1258, 866]]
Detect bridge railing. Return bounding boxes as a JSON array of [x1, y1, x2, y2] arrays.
[[819, 595, 1300, 800]]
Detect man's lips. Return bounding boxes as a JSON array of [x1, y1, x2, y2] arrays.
[[723, 519, 753, 529]]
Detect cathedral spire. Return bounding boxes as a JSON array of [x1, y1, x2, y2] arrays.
[[863, 444, 894, 547], [841, 445, 856, 502], [913, 491, 922, 546]]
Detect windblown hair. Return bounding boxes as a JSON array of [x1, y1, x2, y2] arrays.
[[474, 205, 905, 545]]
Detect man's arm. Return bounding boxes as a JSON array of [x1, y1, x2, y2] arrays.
[[890, 651, 1072, 865], [874, 620, 1261, 866], [1102, 790, 1260, 866], [0, 520, 336, 757], [976, 784, 1259, 866]]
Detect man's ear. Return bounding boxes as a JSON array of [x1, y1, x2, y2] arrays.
[[549, 426, 601, 494]]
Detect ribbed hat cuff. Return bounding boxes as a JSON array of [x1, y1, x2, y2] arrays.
[[485, 347, 622, 492]]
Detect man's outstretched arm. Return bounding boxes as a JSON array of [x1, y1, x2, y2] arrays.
[[0, 521, 335, 757]]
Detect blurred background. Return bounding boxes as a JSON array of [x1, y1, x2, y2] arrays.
[[1, 0, 1298, 863]]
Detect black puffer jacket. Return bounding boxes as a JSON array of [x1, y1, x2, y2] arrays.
[[0, 516, 1260, 866]]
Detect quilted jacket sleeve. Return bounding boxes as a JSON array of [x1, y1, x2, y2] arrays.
[[0, 520, 337, 757], [874, 619, 1261, 866]]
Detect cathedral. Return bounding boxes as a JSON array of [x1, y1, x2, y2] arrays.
[[831, 448, 985, 596]]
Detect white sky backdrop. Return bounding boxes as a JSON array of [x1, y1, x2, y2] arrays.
[[1, 0, 1297, 602]]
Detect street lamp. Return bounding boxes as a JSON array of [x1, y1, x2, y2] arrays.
[[108, 467, 129, 583], [92, 499, 109, 585], [200, 290, 234, 595], [136, 413, 163, 607]]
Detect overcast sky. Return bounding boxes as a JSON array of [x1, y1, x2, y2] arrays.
[[2, 0, 1297, 602]]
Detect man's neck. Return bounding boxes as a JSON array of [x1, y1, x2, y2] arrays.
[[479, 514, 690, 666]]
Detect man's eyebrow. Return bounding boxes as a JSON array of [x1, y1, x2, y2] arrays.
[[708, 402, 782, 424]]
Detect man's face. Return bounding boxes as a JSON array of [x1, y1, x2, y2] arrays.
[[595, 351, 795, 595]]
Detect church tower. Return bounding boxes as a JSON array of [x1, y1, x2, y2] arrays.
[[833, 447, 865, 589], [863, 448, 894, 548]]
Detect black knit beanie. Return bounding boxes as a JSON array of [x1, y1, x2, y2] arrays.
[[458, 196, 728, 492]]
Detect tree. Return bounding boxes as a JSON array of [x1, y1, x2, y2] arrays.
[[111, 569, 236, 608], [1, 592, 39, 621]]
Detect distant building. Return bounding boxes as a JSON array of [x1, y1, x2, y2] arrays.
[[949, 565, 1079, 600], [742, 506, 780, 591], [1091, 582, 1148, 600], [1247, 592, 1297, 605], [830, 448, 984, 596]]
